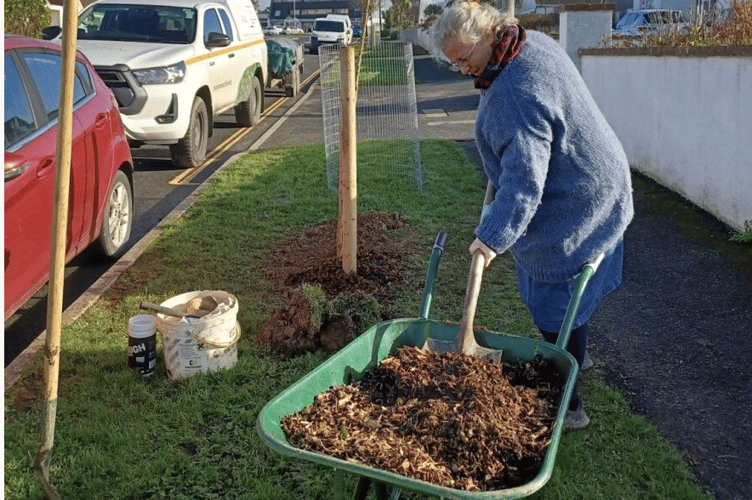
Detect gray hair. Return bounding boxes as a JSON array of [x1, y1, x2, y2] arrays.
[[430, 1, 517, 55]]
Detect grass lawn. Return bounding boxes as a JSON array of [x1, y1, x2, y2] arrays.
[[4, 140, 709, 500]]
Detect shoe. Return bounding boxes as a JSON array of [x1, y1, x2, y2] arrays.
[[564, 404, 590, 430], [580, 351, 593, 373]]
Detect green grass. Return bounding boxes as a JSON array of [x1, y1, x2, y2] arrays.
[[4, 141, 709, 500]]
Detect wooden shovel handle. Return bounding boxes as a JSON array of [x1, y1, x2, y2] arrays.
[[139, 301, 186, 318], [457, 251, 486, 353]]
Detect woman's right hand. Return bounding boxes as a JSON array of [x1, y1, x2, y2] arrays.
[[469, 238, 497, 268]]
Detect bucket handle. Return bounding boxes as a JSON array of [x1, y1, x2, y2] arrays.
[[184, 322, 241, 348]]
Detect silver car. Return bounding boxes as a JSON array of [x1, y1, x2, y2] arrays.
[[613, 9, 688, 36]]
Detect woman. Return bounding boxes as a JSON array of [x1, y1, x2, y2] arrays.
[[432, 0, 633, 429]]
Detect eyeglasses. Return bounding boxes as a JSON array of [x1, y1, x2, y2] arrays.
[[456, 41, 478, 67], [445, 41, 478, 72]]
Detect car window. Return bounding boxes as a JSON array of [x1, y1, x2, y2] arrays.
[[218, 9, 234, 41], [204, 8, 223, 42], [22, 52, 87, 122], [4, 54, 37, 149], [314, 20, 345, 33]]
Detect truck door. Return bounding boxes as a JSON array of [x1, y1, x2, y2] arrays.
[[203, 7, 236, 110]]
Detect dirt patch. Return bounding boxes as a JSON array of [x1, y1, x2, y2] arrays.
[[256, 211, 415, 356], [282, 346, 564, 492]]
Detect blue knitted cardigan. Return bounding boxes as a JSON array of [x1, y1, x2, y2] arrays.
[[474, 30, 634, 282]]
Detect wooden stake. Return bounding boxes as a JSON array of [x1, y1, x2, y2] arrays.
[[32, 1, 78, 498], [337, 45, 357, 274]]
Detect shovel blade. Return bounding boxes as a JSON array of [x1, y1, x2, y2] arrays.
[[422, 337, 503, 363]]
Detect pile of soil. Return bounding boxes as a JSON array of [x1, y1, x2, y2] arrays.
[[282, 346, 565, 492], [256, 211, 413, 356]]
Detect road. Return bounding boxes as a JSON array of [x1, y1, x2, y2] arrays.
[[4, 42, 320, 367]]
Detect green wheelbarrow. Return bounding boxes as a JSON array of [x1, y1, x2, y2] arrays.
[[256, 233, 605, 499]]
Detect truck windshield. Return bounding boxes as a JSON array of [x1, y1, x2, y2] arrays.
[[314, 20, 345, 33], [77, 4, 197, 43]]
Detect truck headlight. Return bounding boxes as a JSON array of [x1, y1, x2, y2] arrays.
[[132, 61, 186, 85]]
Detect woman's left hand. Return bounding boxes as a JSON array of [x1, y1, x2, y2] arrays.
[[469, 238, 497, 267]]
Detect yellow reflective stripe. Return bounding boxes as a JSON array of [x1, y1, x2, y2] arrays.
[[185, 39, 264, 66]]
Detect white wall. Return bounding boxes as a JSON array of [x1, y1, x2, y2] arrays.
[[559, 8, 613, 70], [402, 26, 433, 52], [582, 53, 752, 231]]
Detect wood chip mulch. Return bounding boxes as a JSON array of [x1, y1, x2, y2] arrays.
[[281, 346, 565, 492]]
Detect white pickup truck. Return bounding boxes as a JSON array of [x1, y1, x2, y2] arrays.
[[66, 0, 267, 168]]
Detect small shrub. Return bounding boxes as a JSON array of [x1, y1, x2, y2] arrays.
[[730, 220, 752, 243], [4, 0, 51, 38]]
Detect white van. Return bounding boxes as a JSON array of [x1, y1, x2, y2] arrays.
[[68, 0, 267, 168], [326, 13, 352, 33], [309, 14, 352, 54]]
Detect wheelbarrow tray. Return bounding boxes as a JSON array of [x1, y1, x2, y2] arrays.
[[256, 316, 578, 499]]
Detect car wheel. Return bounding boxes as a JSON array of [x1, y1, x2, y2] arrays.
[[96, 170, 132, 258], [235, 75, 262, 127], [170, 97, 208, 168]]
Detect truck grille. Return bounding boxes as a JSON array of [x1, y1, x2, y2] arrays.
[[94, 66, 146, 115]]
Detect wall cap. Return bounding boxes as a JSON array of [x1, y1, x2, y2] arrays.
[[557, 3, 615, 11], [580, 44, 752, 57]]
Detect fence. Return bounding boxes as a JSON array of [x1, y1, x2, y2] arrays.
[[318, 41, 423, 199]]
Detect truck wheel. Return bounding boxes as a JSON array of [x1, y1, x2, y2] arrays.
[[310, 42, 318, 55], [170, 97, 208, 168], [235, 76, 262, 127], [96, 170, 132, 258]]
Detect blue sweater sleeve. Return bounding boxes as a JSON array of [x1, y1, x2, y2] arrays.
[[474, 83, 553, 254]]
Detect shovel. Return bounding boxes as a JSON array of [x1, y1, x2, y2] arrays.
[[140, 296, 219, 320], [422, 180, 504, 362]]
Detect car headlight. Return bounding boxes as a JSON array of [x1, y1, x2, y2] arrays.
[[132, 61, 186, 85]]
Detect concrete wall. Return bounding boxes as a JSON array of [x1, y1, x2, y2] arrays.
[[558, 4, 615, 70], [581, 47, 752, 231], [402, 26, 433, 53]]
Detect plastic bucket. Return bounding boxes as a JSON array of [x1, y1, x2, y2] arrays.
[[156, 291, 240, 380], [127, 314, 158, 377]]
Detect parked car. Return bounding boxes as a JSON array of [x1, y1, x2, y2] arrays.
[[4, 34, 134, 320], [264, 25, 282, 35], [54, 0, 268, 169], [352, 23, 362, 38], [282, 26, 304, 35], [613, 9, 688, 36]]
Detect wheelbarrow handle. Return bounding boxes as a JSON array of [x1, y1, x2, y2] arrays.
[[555, 252, 606, 350], [418, 232, 447, 320]]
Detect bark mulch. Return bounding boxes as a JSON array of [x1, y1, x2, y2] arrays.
[[282, 346, 565, 492]]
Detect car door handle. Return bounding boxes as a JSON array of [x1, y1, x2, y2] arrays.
[[95, 113, 108, 130], [228, 53, 235, 58], [36, 158, 55, 179]]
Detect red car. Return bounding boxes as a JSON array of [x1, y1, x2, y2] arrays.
[[4, 34, 135, 320]]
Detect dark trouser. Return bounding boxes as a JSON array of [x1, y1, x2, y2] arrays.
[[538, 323, 588, 411]]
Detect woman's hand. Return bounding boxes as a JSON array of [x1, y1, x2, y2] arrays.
[[469, 238, 497, 268]]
